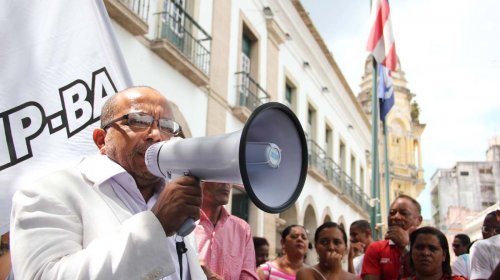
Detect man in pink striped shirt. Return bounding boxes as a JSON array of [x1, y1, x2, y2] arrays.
[[195, 182, 258, 280]]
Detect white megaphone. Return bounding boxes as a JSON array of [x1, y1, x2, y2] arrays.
[[145, 102, 308, 236]]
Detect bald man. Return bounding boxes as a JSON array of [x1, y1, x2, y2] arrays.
[[10, 86, 206, 279]]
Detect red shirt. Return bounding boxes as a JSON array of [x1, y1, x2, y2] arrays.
[[362, 240, 408, 280], [402, 276, 467, 280]]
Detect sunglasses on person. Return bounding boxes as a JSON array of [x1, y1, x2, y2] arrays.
[[101, 112, 182, 136], [481, 226, 500, 235]]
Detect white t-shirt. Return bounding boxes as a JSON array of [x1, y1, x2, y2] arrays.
[[353, 254, 364, 276], [470, 234, 500, 280], [452, 253, 470, 278]]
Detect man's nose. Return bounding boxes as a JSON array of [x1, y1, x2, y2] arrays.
[[392, 211, 404, 219], [146, 122, 164, 142]]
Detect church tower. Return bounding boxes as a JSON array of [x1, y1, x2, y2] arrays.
[[357, 57, 426, 225]]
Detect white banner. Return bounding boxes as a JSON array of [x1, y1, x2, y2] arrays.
[[0, 0, 132, 234]]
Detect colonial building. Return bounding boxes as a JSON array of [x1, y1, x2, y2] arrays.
[[106, 0, 373, 261], [357, 57, 426, 229], [430, 136, 500, 233]]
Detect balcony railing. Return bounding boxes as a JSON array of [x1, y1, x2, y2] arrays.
[[104, 0, 150, 35], [235, 72, 270, 111], [154, 0, 211, 75], [119, 0, 150, 22], [308, 139, 327, 177], [324, 157, 342, 187], [307, 138, 371, 212]]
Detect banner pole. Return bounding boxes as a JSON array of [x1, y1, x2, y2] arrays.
[[370, 57, 380, 239]]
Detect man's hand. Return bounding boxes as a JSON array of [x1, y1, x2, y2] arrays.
[[348, 241, 365, 259], [385, 225, 411, 249], [200, 263, 224, 280], [151, 176, 202, 236]]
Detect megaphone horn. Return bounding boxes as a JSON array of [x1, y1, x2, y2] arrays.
[[145, 102, 308, 236]]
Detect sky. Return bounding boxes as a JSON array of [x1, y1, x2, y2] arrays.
[[301, 0, 500, 219]]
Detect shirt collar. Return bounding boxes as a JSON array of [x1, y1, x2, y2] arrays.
[[200, 206, 230, 225], [79, 154, 130, 185], [79, 154, 162, 213]]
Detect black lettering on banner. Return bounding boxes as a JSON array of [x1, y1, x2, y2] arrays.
[[0, 102, 46, 170], [91, 67, 117, 122], [59, 79, 93, 138], [0, 66, 118, 171]]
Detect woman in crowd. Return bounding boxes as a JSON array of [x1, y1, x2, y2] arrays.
[[257, 225, 309, 280], [296, 222, 358, 280], [402, 226, 467, 280], [253, 236, 270, 267]]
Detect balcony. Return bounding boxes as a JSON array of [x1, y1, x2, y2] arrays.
[[307, 139, 328, 181], [151, 0, 211, 86], [307, 138, 371, 213], [104, 0, 150, 35], [232, 72, 270, 122], [324, 157, 342, 190]]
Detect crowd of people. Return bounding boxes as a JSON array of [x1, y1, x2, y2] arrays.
[[4, 86, 500, 280]]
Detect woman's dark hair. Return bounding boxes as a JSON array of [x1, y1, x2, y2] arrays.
[[314, 221, 347, 244], [253, 237, 269, 248], [409, 226, 451, 276], [281, 224, 305, 240]]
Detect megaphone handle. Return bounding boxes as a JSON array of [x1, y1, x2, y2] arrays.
[[167, 171, 197, 237], [177, 217, 196, 237]]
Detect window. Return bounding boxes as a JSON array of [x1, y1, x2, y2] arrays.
[[161, 0, 186, 47], [350, 155, 356, 180], [241, 34, 252, 73], [339, 140, 346, 172], [307, 106, 316, 140], [360, 167, 365, 188], [231, 188, 249, 222], [460, 171, 469, 176], [480, 185, 494, 192], [479, 167, 493, 174], [285, 83, 293, 108], [482, 201, 495, 208], [325, 125, 333, 158], [239, 34, 252, 106], [237, 25, 260, 110]]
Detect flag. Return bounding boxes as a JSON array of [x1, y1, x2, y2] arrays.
[[378, 64, 394, 121], [0, 0, 132, 234], [367, 0, 397, 71]]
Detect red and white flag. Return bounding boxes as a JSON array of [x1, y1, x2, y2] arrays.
[[366, 0, 397, 71]]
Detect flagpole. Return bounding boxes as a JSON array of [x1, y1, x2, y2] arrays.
[[370, 56, 380, 240], [383, 118, 391, 218]]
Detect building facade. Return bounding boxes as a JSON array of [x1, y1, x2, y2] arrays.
[[106, 0, 373, 262], [430, 136, 500, 233]]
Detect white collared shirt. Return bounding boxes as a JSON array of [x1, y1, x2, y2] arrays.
[[80, 154, 190, 280]]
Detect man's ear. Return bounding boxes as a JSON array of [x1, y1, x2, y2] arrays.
[[93, 128, 107, 154], [417, 215, 423, 226]]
